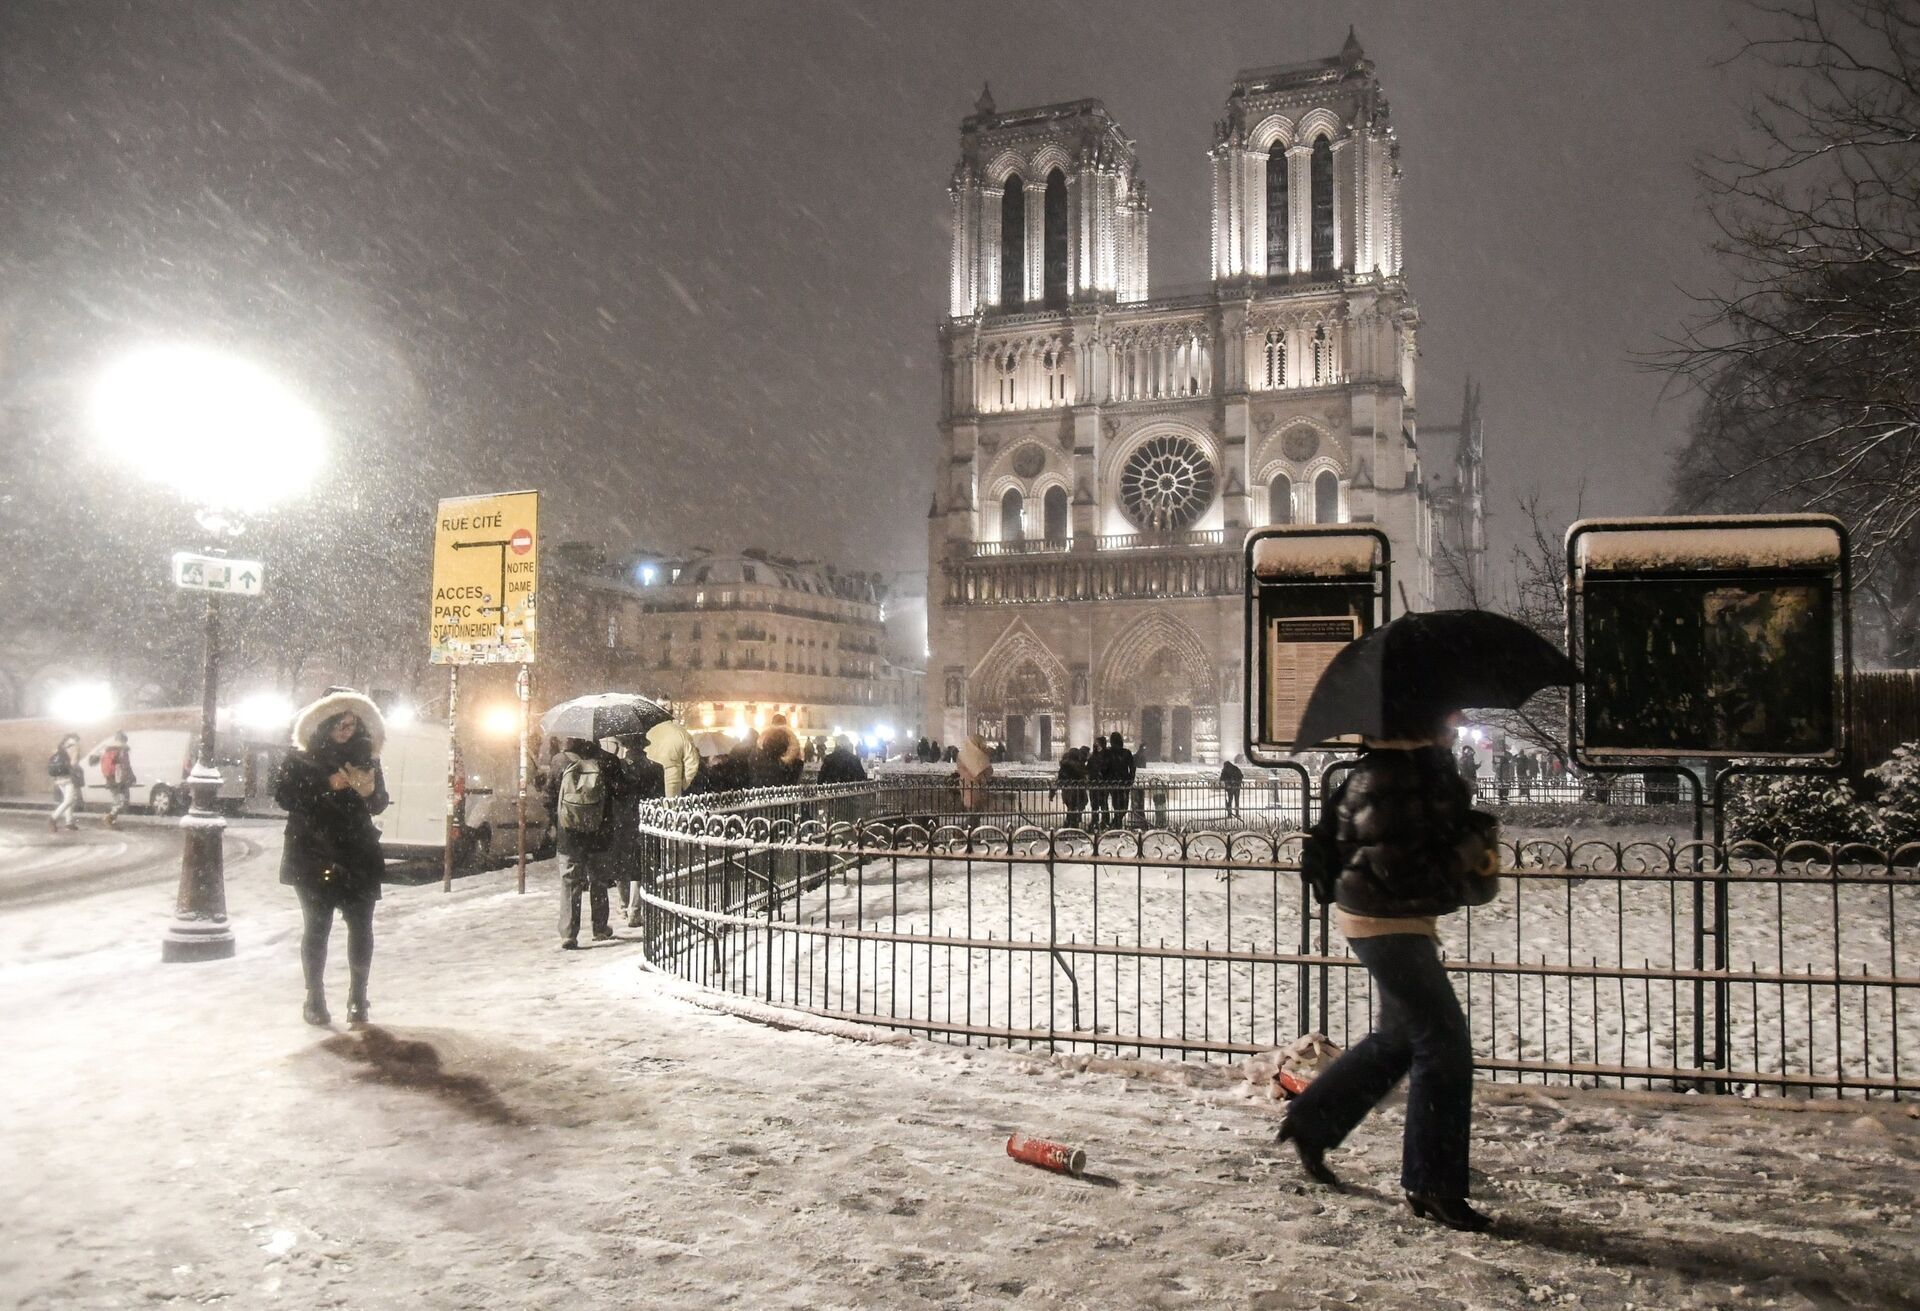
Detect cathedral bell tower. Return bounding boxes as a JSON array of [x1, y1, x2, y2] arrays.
[[947, 94, 1148, 318]]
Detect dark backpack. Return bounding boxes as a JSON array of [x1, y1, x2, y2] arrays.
[[557, 757, 610, 834], [46, 751, 70, 780]]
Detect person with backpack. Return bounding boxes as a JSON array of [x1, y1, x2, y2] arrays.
[[1055, 745, 1090, 828], [47, 734, 83, 833], [97, 732, 137, 827], [545, 737, 625, 949], [1279, 710, 1501, 1233]]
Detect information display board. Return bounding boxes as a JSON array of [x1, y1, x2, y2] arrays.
[[1567, 516, 1848, 762], [1243, 527, 1388, 763], [429, 490, 540, 665]]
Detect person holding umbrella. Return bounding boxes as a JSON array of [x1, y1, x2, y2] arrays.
[[538, 694, 668, 949], [1276, 611, 1577, 1233]]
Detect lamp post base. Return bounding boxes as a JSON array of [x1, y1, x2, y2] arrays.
[[162, 766, 234, 964], [161, 918, 236, 962]]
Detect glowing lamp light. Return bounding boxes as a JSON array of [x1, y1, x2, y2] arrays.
[[49, 681, 114, 723], [481, 704, 521, 739], [91, 344, 326, 515], [386, 701, 417, 729], [232, 692, 293, 734]]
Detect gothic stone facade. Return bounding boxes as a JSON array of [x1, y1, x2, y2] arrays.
[[928, 36, 1474, 765]]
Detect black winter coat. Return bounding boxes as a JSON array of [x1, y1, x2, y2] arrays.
[[818, 747, 867, 785], [275, 749, 389, 903], [1306, 746, 1476, 918], [1055, 750, 1089, 805]]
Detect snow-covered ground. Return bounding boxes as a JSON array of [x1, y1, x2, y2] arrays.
[[682, 818, 1920, 1094], [5, 826, 1920, 1309]]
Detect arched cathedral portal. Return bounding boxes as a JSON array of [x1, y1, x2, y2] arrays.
[[1095, 615, 1217, 764]]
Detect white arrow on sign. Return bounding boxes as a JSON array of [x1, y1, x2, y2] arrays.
[[172, 552, 265, 598]]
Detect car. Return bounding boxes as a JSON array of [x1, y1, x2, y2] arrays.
[[80, 729, 246, 816]]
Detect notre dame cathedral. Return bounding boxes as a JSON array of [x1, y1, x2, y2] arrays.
[[926, 33, 1486, 764]]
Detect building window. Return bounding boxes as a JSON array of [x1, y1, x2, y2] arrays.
[[1265, 329, 1286, 389], [741, 566, 756, 583], [1268, 474, 1293, 525], [1042, 485, 1070, 540], [1314, 469, 1340, 524], [1043, 169, 1068, 307], [1000, 487, 1024, 542], [999, 350, 1016, 408], [1312, 324, 1330, 384], [1266, 142, 1289, 276], [1000, 175, 1025, 306], [1310, 137, 1334, 273]]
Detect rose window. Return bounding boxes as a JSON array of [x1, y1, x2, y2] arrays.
[[1118, 435, 1215, 532]]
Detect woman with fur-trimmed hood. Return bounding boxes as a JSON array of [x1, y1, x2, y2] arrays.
[[274, 688, 389, 1028]]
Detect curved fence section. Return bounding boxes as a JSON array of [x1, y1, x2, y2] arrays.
[[631, 781, 1920, 1099]]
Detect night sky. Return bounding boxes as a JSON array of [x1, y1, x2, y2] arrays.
[[0, 1, 1750, 588]]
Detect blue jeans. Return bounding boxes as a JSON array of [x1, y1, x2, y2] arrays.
[[1286, 933, 1475, 1198]]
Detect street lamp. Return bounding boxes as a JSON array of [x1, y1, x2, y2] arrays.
[[92, 343, 325, 963]]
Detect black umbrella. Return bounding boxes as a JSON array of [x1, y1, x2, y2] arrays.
[[539, 692, 672, 743], [1293, 610, 1579, 747]]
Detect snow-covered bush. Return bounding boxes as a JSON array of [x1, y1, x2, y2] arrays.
[[1865, 742, 1920, 849], [1725, 740, 1920, 850], [1724, 773, 1875, 848]]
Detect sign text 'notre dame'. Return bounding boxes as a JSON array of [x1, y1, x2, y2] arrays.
[[429, 490, 539, 665]]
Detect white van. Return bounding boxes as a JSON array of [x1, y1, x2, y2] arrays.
[[81, 729, 246, 815], [375, 719, 552, 867]]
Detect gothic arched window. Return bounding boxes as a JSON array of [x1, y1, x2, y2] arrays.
[[1042, 485, 1070, 540], [1268, 474, 1293, 525], [999, 350, 1017, 407], [1000, 176, 1026, 306], [1043, 169, 1069, 307], [1312, 324, 1330, 384], [1266, 142, 1289, 277], [1314, 469, 1340, 524], [1264, 329, 1286, 389], [1310, 137, 1334, 273], [1000, 487, 1025, 541]]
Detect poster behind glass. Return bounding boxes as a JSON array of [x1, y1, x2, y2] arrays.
[[1582, 576, 1835, 757]]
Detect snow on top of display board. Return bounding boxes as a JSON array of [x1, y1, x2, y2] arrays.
[[1573, 517, 1842, 573], [1251, 534, 1377, 579]]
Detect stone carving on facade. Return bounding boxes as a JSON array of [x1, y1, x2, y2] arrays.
[[1282, 427, 1320, 462], [944, 667, 966, 708], [1011, 444, 1047, 479], [1070, 664, 1090, 706]]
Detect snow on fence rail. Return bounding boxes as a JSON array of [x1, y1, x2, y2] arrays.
[[628, 782, 1920, 1099]]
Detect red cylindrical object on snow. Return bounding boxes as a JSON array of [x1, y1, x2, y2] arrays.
[[1006, 1134, 1086, 1175]]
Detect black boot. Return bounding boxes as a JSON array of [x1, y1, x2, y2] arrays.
[[1277, 1118, 1343, 1189], [345, 998, 369, 1027], [1405, 1193, 1493, 1232], [302, 994, 331, 1026]]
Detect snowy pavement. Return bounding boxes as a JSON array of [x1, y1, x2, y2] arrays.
[[3, 834, 1918, 1309]]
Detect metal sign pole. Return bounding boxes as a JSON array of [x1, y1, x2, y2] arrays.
[[443, 665, 460, 893], [161, 590, 235, 962], [516, 662, 530, 895]]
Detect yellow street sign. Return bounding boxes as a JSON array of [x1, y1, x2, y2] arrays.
[[429, 490, 539, 665]]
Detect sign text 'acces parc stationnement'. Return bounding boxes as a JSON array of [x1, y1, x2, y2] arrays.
[[429, 490, 539, 665]]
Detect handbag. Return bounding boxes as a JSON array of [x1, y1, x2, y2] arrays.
[[1452, 810, 1502, 907]]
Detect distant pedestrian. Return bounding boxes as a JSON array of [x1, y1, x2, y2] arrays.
[[97, 731, 137, 827], [818, 735, 868, 785], [1150, 777, 1170, 828], [275, 690, 389, 1027], [956, 733, 993, 813], [1457, 743, 1479, 798], [1494, 745, 1513, 804], [644, 717, 703, 799], [1056, 745, 1090, 828], [1281, 711, 1499, 1232], [1220, 757, 1244, 819], [751, 726, 804, 787], [606, 735, 664, 918], [1516, 751, 1535, 800], [47, 734, 83, 832], [1101, 732, 1139, 828], [547, 736, 623, 949], [1086, 738, 1112, 829]]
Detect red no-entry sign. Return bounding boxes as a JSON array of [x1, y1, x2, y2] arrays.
[[509, 527, 533, 556]]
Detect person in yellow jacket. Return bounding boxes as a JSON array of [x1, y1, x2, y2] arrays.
[[643, 718, 703, 798]]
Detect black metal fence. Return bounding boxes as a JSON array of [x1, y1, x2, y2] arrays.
[[629, 781, 1920, 1098]]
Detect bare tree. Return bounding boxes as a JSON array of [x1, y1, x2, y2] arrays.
[[1433, 488, 1583, 754], [1661, 0, 1920, 661]]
